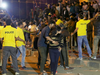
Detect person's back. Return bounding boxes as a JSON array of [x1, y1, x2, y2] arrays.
[[1, 25, 17, 47], [93, 17, 100, 36], [0, 19, 19, 75], [76, 19, 90, 36]]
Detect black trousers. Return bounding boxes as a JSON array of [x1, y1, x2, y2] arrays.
[[49, 48, 60, 75]]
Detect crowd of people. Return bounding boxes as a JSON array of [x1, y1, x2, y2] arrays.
[[0, 0, 100, 75]]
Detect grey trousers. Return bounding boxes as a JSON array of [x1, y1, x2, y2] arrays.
[[38, 47, 47, 72], [2, 47, 19, 74], [0, 50, 2, 66], [93, 36, 100, 56], [60, 47, 69, 67]]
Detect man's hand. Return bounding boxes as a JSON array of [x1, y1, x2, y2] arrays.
[[58, 47, 62, 52], [52, 41, 59, 45], [71, 33, 74, 36], [23, 41, 26, 44], [95, 12, 99, 17]]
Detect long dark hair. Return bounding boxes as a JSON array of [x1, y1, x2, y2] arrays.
[[50, 26, 61, 37]]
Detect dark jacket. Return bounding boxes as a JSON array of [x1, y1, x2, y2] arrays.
[[93, 17, 100, 36], [62, 9, 69, 19]]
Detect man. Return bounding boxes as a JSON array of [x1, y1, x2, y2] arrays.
[[29, 22, 38, 49], [0, 19, 25, 75], [91, 13, 100, 59], [71, 13, 98, 60], [29, 9, 34, 22], [59, 25, 71, 70], [38, 20, 58, 75], [16, 22, 26, 69], [62, 6, 69, 20]]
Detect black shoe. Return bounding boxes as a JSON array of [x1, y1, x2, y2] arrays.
[[20, 66, 27, 70]]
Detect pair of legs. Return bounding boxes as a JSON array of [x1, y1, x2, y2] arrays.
[[93, 36, 100, 57], [77, 36, 92, 58], [60, 47, 69, 67], [49, 48, 60, 75], [2, 47, 19, 74], [16, 45, 26, 67], [38, 47, 47, 73]]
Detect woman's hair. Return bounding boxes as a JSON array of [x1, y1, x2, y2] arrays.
[[50, 26, 61, 37]]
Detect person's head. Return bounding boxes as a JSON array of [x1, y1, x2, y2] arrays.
[[40, 21, 43, 24], [3, 21, 6, 26], [24, 25, 28, 30], [6, 19, 12, 25], [83, 1, 86, 4], [47, 4, 50, 9], [29, 21, 32, 25], [0, 22, 2, 26], [48, 20, 55, 28], [72, 3, 74, 6], [18, 22, 23, 28], [88, 2, 91, 6], [31, 9, 33, 12], [56, 26, 61, 34], [78, 14, 83, 21], [74, 1, 76, 4], [94, 1, 97, 4], [65, 0, 68, 3], [40, 8, 42, 11], [50, 26, 61, 37], [63, 6, 66, 10], [56, 16, 60, 20]]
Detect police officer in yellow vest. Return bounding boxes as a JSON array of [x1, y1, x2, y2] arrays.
[[0, 19, 25, 75]]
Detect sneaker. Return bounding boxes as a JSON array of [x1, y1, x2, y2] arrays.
[[39, 72, 43, 75], [15, 72, 19, 75], [65, 66, 74, 70], [10, 65, 13, 68], [91, 56, 97, 59], [43, 70, 48, 75], [65, 66, 69, 68], [50, 72, 53, 75], [60, 65, 63, 67], [56, 71, 58, 74], [2, 73, 7, 75], [77, 57, 83, 60], [20, 66, 27, 70]]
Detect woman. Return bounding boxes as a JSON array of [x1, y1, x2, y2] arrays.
[[48, 26, 63, 75]]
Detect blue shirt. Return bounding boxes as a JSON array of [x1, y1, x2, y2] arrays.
[[38, 26, 50, 47]]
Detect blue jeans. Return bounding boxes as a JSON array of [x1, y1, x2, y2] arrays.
[[16, 45, 26, 67], [77, 36, 92, 58]]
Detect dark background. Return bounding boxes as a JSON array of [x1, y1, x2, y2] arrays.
[[3, 0, 58, 19]]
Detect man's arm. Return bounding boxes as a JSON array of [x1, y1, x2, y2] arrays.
[[71, 28, 78, 36], [46, 36, 59, 45], [90, 12, 99, 22], [0, 38, 2, 41], [16, 37, 25, 44]]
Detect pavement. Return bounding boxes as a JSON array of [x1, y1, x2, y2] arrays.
[[0, 47, 100, 75]]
